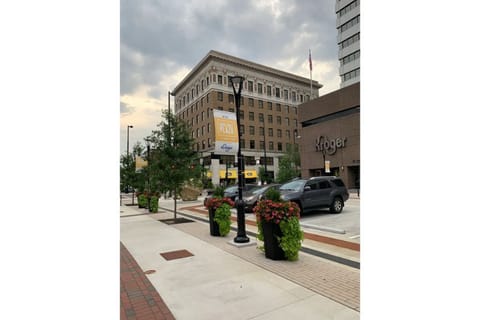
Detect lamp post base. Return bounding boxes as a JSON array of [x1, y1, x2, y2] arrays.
[[233, 235, 250, 243]]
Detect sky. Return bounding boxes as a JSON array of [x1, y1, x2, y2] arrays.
[[120, 0, 341, 155]]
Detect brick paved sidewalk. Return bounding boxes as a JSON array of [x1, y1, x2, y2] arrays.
[[120, 242, 175, 320]]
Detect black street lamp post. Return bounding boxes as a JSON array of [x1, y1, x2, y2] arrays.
[[126, 125, 134, 199], [230, 75, 249, 243], [263, 129, 268, 184]]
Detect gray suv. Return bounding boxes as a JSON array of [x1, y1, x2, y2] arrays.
[[279, 177, 349, 214]]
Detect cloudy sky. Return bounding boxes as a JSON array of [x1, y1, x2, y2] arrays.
[[120, 0, 341, 154]]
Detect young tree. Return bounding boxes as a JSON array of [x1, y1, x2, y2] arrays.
[[120, 142, 146, 205], [276, 144, 301, 183], [147, 110, 200, 219]]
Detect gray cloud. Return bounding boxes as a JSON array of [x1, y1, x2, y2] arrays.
[[121, 0, 338, 95]]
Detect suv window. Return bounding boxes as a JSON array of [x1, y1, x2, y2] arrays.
[[331, 179, 346, 187], [318, 180, 331, 189], [305, 181, 319, 190]]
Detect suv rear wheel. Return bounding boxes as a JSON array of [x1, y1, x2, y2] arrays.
[[330, 197, 344, 213]]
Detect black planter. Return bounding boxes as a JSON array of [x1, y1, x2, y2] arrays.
[[262, 221, 286, 260], [208, 208, 220, 236]]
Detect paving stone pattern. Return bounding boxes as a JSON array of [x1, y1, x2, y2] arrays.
[[120, 242, 175, 320], [173, 222, 360, 312]]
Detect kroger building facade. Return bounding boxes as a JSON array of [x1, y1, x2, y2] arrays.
[[298, 82, 360, 189]]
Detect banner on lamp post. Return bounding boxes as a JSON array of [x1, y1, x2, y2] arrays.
[[325, 160, 330, 173], [213, 110, 239, 154]]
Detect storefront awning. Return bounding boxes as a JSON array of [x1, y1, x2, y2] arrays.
[[244, 170, 257, 178], [219, 170, 238, 179]]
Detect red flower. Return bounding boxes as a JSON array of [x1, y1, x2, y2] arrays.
[[206, 197, 235, 210]]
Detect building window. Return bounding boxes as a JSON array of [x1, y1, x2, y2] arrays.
[[299, 95, 303, 103], [240, 125, 244, 135], [201, 111, 205, 121], [292, 92, 296, 102], [208, 138, 212, 147], [241, 97, 244, 105], [286, 130, 290, 138], [248, 98, 254, 107], [340, 33, 360, 49], [341, 68, 360, 81], [277, 142, 283, 151], [259, 113, 264, 122], [217, 106, 223, 110], [259, 127, 264, 135], [267, 114, 273, 123], [240, 110, 244, 119], [258, 100, 263, 109], [240, 139, 245, 149], [228, 94, 234, 103], [339, 15, 360, 33], [257, 83, 263, 94], [276, 103, 281, 111], [268, 128, 273, 137], [217, 92, 223, 101], [277, 129, 282, 137], [267, 85, 272, 96], [196, 115, 199, 124], [249, 140, 255, 149], [249, 126, 255, 135], [341, 50, 360, 66], [248, 81, 253, 92], [206, 93, 210, 103], [276, 116, 281, 125], [249, 112, 254, 121], [260, 141, 265, 149], [294, 119, 298, 127], [285, 117, 290, 126], [293, 106, 297, 114], [217, 74, 223, 85], [275, 88, 280, 98], [284, 105, 289, 113], [206, 76, 209, 85], [337, 0, 359, 18], [267, 102, 272, 110], [268, 141, 274, 150], [208, 123, 211, 132], [229, 108, 234, 113], [201, 80, 205, 90], [283, 89, 288, 100]]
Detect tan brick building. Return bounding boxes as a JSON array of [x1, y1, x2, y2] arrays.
[[172, 50, 322, 185]]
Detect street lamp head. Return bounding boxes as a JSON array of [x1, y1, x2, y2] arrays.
[[230, 75, 244, 95], [128, 125, 133, 128]]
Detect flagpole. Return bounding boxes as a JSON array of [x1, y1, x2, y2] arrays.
[[309, 49, 313, 98]]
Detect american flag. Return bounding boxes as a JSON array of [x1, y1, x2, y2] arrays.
[[309, 49, 312, 71]]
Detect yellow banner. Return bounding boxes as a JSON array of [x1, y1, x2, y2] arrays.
[[135, 156, 148, 170], [213, 110, 238, 153]]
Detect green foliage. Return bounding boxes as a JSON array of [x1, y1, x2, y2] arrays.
[[259, 166, 273, 184], [279, 217, 304, 261], [149, 196, 159, 213], [138, 194, 148, 208], [212, 185, 226, 198], [264, 188, 281, 202], [276, 144, 301, 183], [254, 199, 303, 261], [214, 203, 232, 236]]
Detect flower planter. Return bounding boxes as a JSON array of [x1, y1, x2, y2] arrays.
[[208, 208, 220, 236], [262, 221, 286, 260]]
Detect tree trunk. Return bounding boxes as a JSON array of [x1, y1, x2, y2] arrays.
[[173, 189, 177, 220]]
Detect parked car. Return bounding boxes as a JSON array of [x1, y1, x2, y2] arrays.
[[279, 176, 349, 214], [204, 184, 259, 207], [235, 183, 281, 213]]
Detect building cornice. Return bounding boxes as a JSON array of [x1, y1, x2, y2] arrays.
[[172, 50, 322, 95]]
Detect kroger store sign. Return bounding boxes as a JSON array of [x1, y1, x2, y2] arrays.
[[315, 135, 347, 155]]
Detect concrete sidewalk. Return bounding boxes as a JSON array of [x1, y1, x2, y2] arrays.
[[120, 197, 360, 319]]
